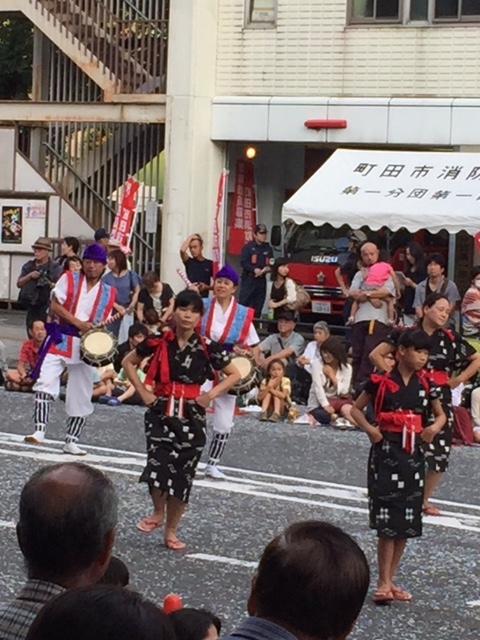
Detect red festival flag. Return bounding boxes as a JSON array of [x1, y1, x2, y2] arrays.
[[213, 169, 227, 274], [110, 177, 141, 248], [227, 159, 257, 255]]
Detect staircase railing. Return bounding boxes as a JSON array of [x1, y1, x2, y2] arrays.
[[28, 0, 168, 93], [43, 141, 158, 273]]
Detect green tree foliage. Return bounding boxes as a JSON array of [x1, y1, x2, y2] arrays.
[[0, 17, 33, 99]]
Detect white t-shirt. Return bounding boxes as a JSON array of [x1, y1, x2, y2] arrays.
[[53, 274, 103, 362], [302, 340, 323, 375], [208, 298, 259, 346]]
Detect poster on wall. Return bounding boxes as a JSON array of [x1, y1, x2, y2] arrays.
[[1, 205, 23, 244], [0, 199, 47, 251]]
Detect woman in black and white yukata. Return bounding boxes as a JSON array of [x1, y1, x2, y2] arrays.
[[352, 329, 446, 605], [370, 293, 480, 516], [122, 290, 240, 551]]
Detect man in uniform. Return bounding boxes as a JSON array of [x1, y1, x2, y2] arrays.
[[239, 223, 273, 318]]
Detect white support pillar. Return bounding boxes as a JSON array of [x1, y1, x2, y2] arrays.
[[161, 0, 224, 289]]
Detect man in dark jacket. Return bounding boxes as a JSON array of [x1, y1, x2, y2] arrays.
[[17, 237, 62, 331]]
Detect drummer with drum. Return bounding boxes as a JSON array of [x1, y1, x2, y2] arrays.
[[200, 265, 261, 480], [24, 243, 116, 456]]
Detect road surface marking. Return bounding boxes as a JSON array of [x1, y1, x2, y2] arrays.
[[1, 432, 480, 532], [186, 553, 258, 569]]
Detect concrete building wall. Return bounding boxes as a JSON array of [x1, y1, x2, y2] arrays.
[[216, 0, 480, 98]]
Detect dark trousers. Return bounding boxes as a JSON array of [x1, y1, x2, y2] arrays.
[[351, 320, 391, 388], [239, 276, 267, 318]]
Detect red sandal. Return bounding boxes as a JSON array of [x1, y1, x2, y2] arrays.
[[372, 589, 394, 605]]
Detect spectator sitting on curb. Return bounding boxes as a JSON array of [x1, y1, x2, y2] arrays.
[[0, 463, 117, 640], [114, 322, 149, 372], [294, 321, 331, 403], [98, 357, 150, 406], [5, 320, 46, 392], [308, 337, 354, 429], [220, 520, 369, 640], [256, 310, 305, 385]]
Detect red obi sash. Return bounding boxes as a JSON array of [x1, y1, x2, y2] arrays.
[[155, 382, 201, 399], [145, 331, 208, 417], [426, 370, 449, 386], [378, 411, 422, 454]]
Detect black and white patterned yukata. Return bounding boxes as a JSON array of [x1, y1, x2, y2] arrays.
[[423, 328, 475, 473], [136, 333, 231, 503], [365, 368, 441, 539]]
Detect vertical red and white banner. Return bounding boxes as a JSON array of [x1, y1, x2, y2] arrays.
[[212, 169, 228, 274], [110, 176, 141, 249], [227, 159, 257, 255]]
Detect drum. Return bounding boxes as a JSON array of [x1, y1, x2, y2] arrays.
[[228, 355, 261, 396], [80, 328, 118, 367]]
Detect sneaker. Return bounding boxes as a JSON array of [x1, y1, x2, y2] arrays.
[[63, 441, 87, 456], [259, 411, 269, 421], [98, 395, 112, 404], [269, 412, 281, 423], [107, 397, 122, 406], [293, 414, 312, 425], [332, 417, 356, 430], [24, 430, 45, 444], [204, 465, 227, 480]]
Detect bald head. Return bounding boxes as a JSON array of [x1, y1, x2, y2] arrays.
[[360, 242, 379, 266], [18, 463, 117, 585]]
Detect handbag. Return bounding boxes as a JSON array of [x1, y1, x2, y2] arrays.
[[286, 278, 311, 311]]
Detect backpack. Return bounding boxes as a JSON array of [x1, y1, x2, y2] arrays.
[[285, 279, 311, 311]]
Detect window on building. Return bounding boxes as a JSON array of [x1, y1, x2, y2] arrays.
[[350, 0, 480, 21], [351, 0, 401, 21], [246, 0, 277, 26]]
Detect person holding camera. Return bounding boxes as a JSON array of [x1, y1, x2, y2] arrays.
[[17, 238, 63, 332]]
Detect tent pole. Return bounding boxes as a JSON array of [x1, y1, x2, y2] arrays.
[[448, 232, 456, 281]]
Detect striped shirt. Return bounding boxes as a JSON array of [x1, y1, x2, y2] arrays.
[[0, 579, 65, 640]]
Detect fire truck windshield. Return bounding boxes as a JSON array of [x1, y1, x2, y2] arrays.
[[285, 222, 350, 261]]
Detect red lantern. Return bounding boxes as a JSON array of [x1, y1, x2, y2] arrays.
[[475, 232, 480, 253]]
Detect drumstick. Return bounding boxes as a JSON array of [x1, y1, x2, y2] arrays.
[[93, 312, 122, 329], [176, 268, 193, 288]]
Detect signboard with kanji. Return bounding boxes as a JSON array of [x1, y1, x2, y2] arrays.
[[282, 149, 480, 234]]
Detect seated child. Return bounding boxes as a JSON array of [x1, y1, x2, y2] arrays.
[[144, 308, 163, 334], [258, 358, 291, 423], [5, 320, 46, 392], [348, 261, 396, 325], [98, 357, 150, 406]]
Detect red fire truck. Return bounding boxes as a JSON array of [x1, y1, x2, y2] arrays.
[[271, 222, 449, 325]]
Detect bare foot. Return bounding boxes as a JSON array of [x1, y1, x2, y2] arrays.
[[136, 512, 164, 533]]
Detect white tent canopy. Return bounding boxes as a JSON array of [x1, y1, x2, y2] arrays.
[[282, 148, 480, 235]]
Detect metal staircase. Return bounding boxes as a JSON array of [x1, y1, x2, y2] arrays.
[[2, 0, 170, 272], [24, 0, 168, 96]]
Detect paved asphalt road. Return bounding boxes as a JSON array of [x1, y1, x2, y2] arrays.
[[0, 391, 480, 639], [1, 312, 480, 638]]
